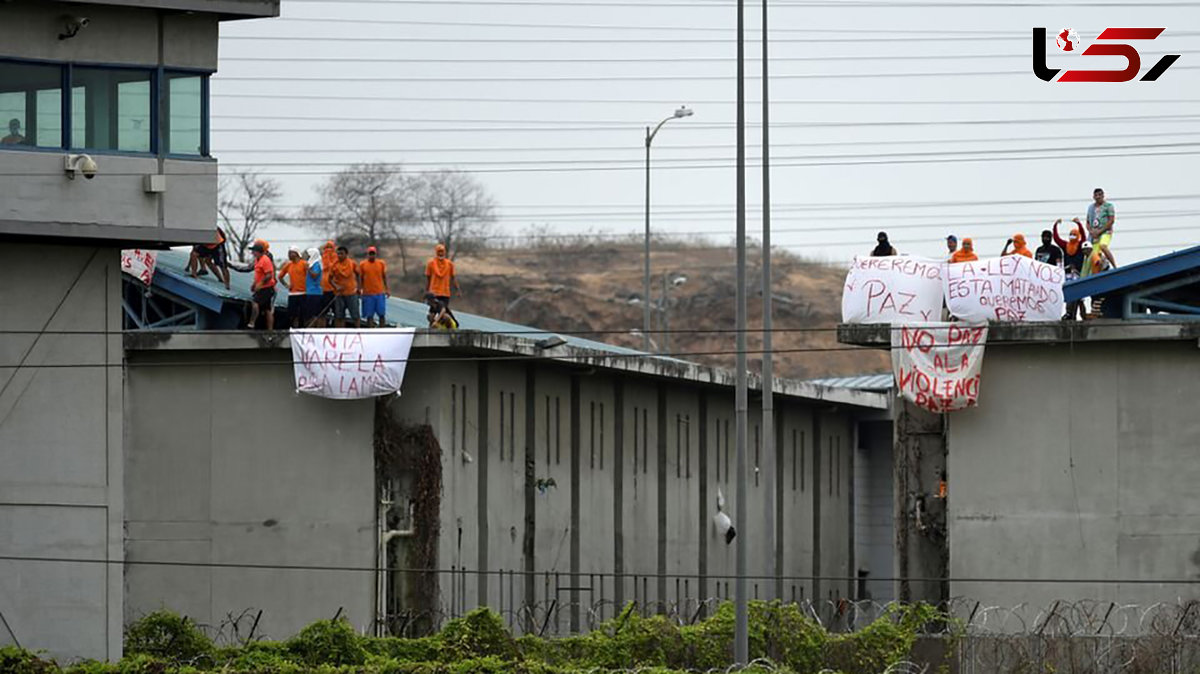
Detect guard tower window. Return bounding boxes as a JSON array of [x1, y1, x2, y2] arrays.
[[0, 62, 63, 149], [166, 73, 203, 156], [72, 67, 153, 153]]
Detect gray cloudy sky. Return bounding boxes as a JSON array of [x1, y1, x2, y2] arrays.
[[212, 0, 1200, 265]]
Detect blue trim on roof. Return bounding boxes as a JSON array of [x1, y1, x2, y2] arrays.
[[1063, 244, 1200, 303], [153, 269, 226, 313]]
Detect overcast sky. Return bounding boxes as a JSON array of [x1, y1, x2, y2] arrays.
[[212, 0, 1200, 265]]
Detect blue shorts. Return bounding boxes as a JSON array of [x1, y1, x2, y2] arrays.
[[362, 294, 387, 321]]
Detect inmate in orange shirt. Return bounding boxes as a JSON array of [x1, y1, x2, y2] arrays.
[[280, 259, 308, 294], [425, 257, 455, 297], [320, 244, 338, 292], [359, 258, 388, 295], [328, 258, 359, 296]]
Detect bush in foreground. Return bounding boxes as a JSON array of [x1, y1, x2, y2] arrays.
[[3, 601, 951, 674]]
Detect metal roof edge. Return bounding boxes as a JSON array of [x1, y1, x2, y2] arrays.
[[123, 329, 890, 410]]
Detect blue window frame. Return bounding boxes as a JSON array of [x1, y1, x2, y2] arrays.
[[0, 57, 210, 158]]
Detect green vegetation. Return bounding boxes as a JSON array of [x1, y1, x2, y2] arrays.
[[1, 601, 953, 674]]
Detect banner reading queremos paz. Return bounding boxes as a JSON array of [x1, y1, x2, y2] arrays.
[[891, 323, 988, 413], [944, 256, 1064, 323], [841, 256, 945, 324], [290, 328, 416, 399]]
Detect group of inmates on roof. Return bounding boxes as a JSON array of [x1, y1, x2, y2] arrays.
[[871, 187, 1118, 320], [188, 236, 461, 331]]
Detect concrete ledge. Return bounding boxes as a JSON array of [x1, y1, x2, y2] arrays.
[[838, 320, 1200, 347], [124, 330, 890, 410]]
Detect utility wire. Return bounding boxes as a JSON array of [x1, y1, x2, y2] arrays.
[[210, 93, 1200, 105], [5, 552, 1199, 584]]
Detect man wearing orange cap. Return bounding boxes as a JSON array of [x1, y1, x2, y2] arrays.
[[424, 243, 460, 310], [359, 246, 390, 328], [1002, 234, 1033, 258], [247, 241, 276, 330]]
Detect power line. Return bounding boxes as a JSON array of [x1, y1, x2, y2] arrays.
[[271, 0, 1200, 8], [6, 552, 1200, 584], [195, 142, 1200, 168], [217, 50, 1188, 65], [210, 93, 1200, 105], [211, 130, 1200, 154], [204, 114, 1200, 133], [213, 65, 1200, 81]]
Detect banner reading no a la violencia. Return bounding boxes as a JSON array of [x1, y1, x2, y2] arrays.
[[891, 323, 987, 413]]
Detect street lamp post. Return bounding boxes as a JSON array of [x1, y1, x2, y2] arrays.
[[643, 106, 693, 352]]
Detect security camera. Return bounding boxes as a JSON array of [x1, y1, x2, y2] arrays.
[[65, 154, 98, 180], [59, 16, 90, 40]]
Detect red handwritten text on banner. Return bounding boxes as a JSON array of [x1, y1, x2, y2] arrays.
[[891, 323, 988, 413]]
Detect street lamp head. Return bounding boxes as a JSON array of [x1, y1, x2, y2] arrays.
[[674, 106, 694, 118]]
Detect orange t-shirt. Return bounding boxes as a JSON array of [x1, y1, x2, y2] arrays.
[[320, 248, 338, 292], [425, 257, 455, 297], [359, 259, 388, 295], [280, 260, 308, 294], [253, 255, 276, 289], [328, 258, 358, 296]]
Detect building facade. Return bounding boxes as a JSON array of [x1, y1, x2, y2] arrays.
[[0, 0, 277, 660]]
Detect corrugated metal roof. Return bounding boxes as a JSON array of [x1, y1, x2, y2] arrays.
[[153, 249, 648, 357], [803, 373, 894, 391], [1064, 244, 1200, 303]]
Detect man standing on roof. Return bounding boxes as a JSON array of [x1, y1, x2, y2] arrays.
[[871, 232, 897, 257], [1082, 187, 1117, 273], [359, 245, 390, 328], [329, 245, 361, 328], [319, 240, 338, 326], [1035, 230, 1063, 267], [1002, 234, 1033, 258], [945, 235, 958, 260], [1055, 219, 1088, 320], [425, 243, 460, 309], [279, 246, 309, 328], [949, 237, 978, 263], [188, 227, 231, 289], [304, 247, 324, 327], [248, 241, 276, 330]]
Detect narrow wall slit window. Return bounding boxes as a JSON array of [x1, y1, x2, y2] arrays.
[[633, 407, 639, 473], [545, 395, 551, 467], [555, 396, 561, 465], [684, 415, 691, 479], [598, 403, 605, 470], [675, 415, 681, 479], [499, 391, 506, 462], [590, 401, 596, 470], [451, 385, 458, 454], [462, 386, 468, 455], [0, 62, 63, 149], [508, 393, 515, 460], [754, 424, 761, 487], [641, 408, 648, 474]]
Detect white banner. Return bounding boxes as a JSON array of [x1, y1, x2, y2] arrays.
[[944, 256, 1065, 323], [891, 323, 988, 413], [121, 249, 158, 286], [841, 256, 945, 324], [290, 328, 416, 399]]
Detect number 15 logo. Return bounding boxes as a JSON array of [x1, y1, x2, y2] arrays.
[[1033, 27, 1181, 82]]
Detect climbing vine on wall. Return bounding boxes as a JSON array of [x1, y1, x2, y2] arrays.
[[375, 399, 444, 634]]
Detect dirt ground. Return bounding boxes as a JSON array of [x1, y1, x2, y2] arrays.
[[394, 242, 888, 381]]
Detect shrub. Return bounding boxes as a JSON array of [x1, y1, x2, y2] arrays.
[[284, 617, 367, 666], [438, 609, 517, 661], [123, 611, 215, 665], [0, 646, 59, 674]]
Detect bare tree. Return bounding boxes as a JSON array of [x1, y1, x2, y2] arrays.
[[411, 170, 497, 259], [302, 163, 414, 273], [218, 170, 283, 263]]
